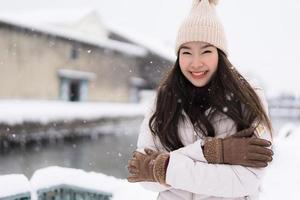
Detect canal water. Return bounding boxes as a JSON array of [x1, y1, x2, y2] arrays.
[[0, 119, 141, 179], [0, 117, 299, 179]]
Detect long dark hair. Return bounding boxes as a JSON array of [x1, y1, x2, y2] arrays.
[[149, 49, 272, 152]]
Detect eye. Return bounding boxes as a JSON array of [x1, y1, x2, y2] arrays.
[[182, 52, 191, 55], [203, 50, 212, 54]]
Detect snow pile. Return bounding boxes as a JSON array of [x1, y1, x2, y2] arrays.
[[261, 124, 300, 199], [0, 100, 150, 125], [30, 166, 157, 200], [0, 174, 30, 198]]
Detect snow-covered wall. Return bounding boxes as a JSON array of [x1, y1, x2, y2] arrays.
[[0, 174, 30, 198], [0, 100, 148, 125]]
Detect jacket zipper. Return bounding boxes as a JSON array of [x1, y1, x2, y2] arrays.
[[191, 132, 196, 200]]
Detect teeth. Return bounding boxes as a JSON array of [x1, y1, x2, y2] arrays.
[[192, 71, 205, 75]]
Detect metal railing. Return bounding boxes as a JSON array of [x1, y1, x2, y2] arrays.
[[36, 184, 112, 200], [0, 192, 31, 200]]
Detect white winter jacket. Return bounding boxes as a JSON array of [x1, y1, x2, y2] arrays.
[[136, 87, 272, 200]]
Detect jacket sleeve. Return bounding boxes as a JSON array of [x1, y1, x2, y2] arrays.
[[136, 105, 208, 192], [166, 130, 272, 197], [165, 87, 273, 197]]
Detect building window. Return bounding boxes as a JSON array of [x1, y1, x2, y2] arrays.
[[70, 43, 80, 60]]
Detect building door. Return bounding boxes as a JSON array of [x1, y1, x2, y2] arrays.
[[69, 80, 80, 101]]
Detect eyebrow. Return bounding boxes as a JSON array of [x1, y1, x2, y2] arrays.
[[181, 44, 213, 50]]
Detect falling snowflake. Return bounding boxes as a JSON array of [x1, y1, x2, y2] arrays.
[[48, 41, 55, 47], [223, 107, 228, 112]]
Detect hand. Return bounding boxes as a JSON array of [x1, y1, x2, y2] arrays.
[[203, 127, 273, 167], [127, 148, 159, 182], [222, 136, 273, 167], [127, 148, 170, 185]]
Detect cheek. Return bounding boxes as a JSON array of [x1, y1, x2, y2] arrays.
[[179, 57, 189, 71], [206, 54, 218, 71]]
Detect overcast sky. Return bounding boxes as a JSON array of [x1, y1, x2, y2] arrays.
[[0, 0, 299, 96]]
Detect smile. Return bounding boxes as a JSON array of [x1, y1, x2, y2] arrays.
[[190, 71, 208, 78]]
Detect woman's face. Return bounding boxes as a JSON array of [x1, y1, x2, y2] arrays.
[[179, 41, 219, 87]]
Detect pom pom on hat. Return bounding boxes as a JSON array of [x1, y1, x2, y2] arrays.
[[208, 0, 219, 5], [193, 0, 219, 6]]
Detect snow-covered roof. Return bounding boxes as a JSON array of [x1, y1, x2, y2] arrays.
[[107, 22, 176, 62], [0, 16, 147, 57], [0, 9, 176, 62], [0, 174, 30, 198]]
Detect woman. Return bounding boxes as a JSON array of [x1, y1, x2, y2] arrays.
[[127, 0, 273, 199]]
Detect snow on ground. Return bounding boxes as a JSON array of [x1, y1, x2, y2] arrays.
[[0, 100, 153, 125], [260, 124, 300, 199]]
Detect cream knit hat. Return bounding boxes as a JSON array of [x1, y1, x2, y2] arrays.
[[175, 0, 228, 55]]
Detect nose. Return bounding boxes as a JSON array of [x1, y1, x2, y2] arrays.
[[190, 55, 204, 69]]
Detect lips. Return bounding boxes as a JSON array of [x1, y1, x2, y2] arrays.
[[190, 71, 208, 79]]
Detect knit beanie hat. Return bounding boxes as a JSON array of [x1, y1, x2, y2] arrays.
[[175, 0, 228, 56]]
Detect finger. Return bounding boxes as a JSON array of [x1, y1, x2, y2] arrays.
[[145, 148, 154, 155], [249, 146, 274, 156], [133, 151, 146, 159], [132, 151, 137, 158], [127, 162, 137, 169], [149, 152, 160, 159], [128, 166, 139, 174], [127, 175, 141, 183], [249, 138, 272, 147], [128, 157, 137, 162], [244, 161, 268, 168], [128, 159, 139, 167], [247, 153, 273, 162]]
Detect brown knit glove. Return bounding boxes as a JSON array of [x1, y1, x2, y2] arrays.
[[127, 148, 170, 186], [203, 127, 273, 167]]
